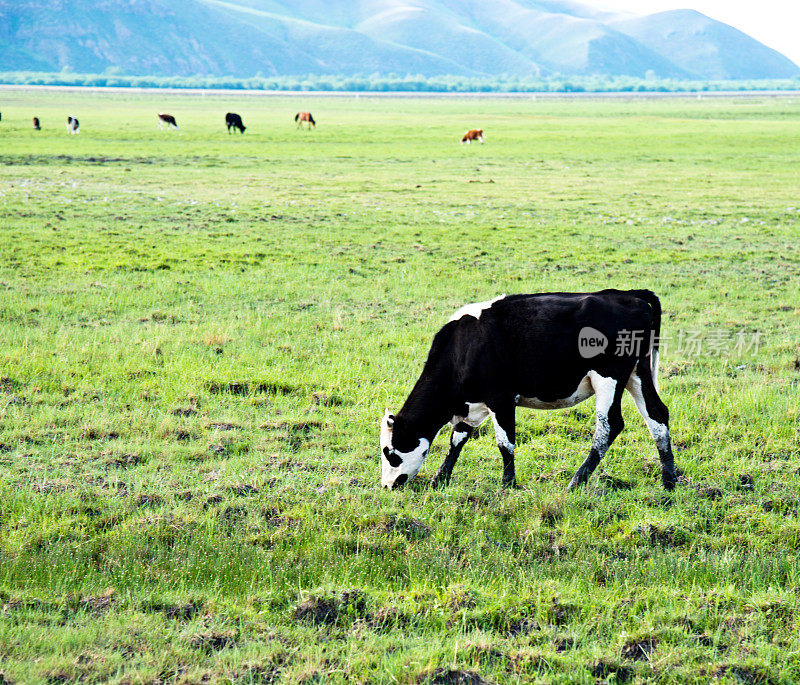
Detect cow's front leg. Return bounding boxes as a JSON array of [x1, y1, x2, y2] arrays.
[[489, 405, 518, 488], [568, 373, 625, 490], [430, 422, 473, 488]]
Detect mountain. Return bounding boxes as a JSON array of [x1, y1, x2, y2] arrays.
[[609, 10, 800, 80], [0, 0, 797, 79]]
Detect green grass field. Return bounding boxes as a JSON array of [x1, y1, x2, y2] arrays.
[[1, 89, 799, 684]]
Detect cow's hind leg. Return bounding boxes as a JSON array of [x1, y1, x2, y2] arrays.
[[626, 361, 677, 490], [488, 404, 518, 488], [568, 372, 625, 490], [430, 422, 473, 488]]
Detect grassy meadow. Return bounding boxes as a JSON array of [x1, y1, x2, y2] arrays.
[[0, 89, 799, 683]]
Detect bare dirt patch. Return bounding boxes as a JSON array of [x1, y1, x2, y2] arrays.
[[590, 660, 633, 682], [80, 426, 120, 440], [621, 636, 657, 661], [79, 589, 116, 614], [696, 484, 723, 500], [134, 493, 163, 507], [207, 380, 298, 396], [598, 473, 634, 490], [714, 665, 776, 685], [293, 589, 368, 626], [421, 669, 494, 685], [141, 599, 202, 620], [207, 422, 241, 431], [228, 483, 259, 497], [189, 629, 237, 652], [105, 452, 144, 468], [384, 514, 430, 541]]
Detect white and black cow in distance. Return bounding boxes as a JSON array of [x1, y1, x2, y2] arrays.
[[67, 116, 79, 134], [380, 290, 677, 491]]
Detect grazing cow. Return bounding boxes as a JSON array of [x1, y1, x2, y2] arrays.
[[67, 116, 79, 134], [461, 129, 485, 144], [295, 111, 316, 129], [33, 117, 41, 130], [225, 112, 246, 134], [157, 113, 179, 130], [380, 290, 677, 492]]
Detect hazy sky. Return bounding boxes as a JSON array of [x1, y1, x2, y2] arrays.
[[596, 1, 800, 68]]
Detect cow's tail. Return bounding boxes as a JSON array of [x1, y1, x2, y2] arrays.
[[294, 113, 300, 122], [629, 289, 661, 392]]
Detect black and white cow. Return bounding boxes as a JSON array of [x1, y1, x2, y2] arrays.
[[67, 116, 79, 134], [226, 112, 246, 134], [380, 290, 677, 491]]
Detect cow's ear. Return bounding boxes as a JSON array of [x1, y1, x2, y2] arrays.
[[383, 409, 395, 427]]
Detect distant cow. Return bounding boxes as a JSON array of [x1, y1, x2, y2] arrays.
[[157, 113, 179, 130], [461, 129, 485, 144], [33, 117, 41, 130], [67, 116, 79, 134], [380, 290, 677, 492], [295, 112, 315, 129], [226, 112, 246, 134]]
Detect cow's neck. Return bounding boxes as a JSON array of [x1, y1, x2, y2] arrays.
[[397, 373, 453, 441]]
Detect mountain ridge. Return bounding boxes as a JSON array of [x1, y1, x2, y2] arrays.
[[0, 0, 797, 79]]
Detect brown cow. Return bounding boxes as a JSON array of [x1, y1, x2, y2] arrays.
[[157, 113, 179, 130], [461, 129, 485, 144], [295, 112, 316, 129]]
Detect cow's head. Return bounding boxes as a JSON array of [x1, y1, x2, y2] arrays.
[[380, 409, 430, 489]]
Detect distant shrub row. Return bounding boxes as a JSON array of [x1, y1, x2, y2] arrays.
[[3, 71, 800, 93]]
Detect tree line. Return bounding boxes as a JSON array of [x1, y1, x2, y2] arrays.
[[2, 71, 800, 93]]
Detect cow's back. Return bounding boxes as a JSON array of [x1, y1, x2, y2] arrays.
[[443, 291, 654, 400]]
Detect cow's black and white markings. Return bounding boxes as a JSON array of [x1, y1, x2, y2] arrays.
[[67, 116, 79, 134], [225, 112, 246, 134], [380, 290, 677, 491]]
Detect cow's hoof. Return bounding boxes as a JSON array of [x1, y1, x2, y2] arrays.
[[566, 474, 587, 491], [502, 480, 521, 490]]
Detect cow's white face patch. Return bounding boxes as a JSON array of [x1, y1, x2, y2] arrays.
[[449, 296, 505, 322], [380, 410, 430, 488]]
